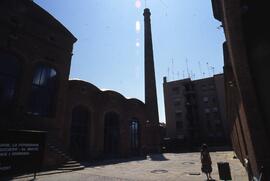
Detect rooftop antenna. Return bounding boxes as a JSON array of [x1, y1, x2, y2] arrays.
[[182, 70, 185, 79], [198, 61, 203, 78], [212, 66, 215, 76], [186, 58, 190, 78], [145, 0, 147, 8], [171, 58, 174, 80], [167, 67, 170, 81], [158, 0, 168, 8], [177, 71, 180, 80], [206, 62, 210, 77]]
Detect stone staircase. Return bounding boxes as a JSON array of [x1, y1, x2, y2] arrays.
[[57, 160, 85, 171], [46, 137, 85, 171]]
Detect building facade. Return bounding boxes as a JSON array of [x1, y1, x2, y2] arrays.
[[0, 0, 159, 169], [163, 74, 229, 151], [211, 0, 270, 180]]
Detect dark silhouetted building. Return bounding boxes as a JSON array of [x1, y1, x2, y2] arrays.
[[163, 74, 229, 151], [0, 0, 160, 169], [211, 0, 270, 180]]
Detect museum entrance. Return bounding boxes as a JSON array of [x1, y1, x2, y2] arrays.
[[70, 106, 89, 160], [104, 112, 120, 158]]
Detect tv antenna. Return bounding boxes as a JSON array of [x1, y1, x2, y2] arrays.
[[198, 61, 203, 77], [186, 58, 190, 78], [211, 66, 215, 76], [167, 67, 170, 81], [171, 58, 174, 80], [206, 62, 210, 77]]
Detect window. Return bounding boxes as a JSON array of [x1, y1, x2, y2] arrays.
[[212, 107, 218, 112], [174, 99, 181, 107], [0, 52, 19, 113], [217, 132, 223, 137], [172, 86, 180, 94], [203, 96, 209, 103], [212, 97, 216, 103], [205, 109, 210, 119], [130, 119, 140, 149], [209, 84, 215, 90], [213, 112, 219, 119], [207, 120, 212, 130], [201, 84, 207, 91], [204, 108, 210, 113], [175, 112, 182, 121], [176, 121, 183, 130], [70, 106, 89, 160], [28, 65, 57, 116]]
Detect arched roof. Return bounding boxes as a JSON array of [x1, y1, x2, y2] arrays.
[[32, 1, 76, 42], [7, 0, 77, 43], [128, 98, 145, 105], [102, 90, 127, 101], [68, 79, 145, 105], [69, 79, 100, 92]]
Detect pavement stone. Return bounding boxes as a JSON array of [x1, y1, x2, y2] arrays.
[[11, 151, 248, 181]]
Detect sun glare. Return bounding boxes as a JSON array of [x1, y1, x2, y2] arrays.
[[135, 0, 141, 9], [136, 21, 141, 33]]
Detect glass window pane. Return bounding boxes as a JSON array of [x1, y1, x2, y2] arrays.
[[0, 53, 19, 76], [28, 65, 57, 116], [130, 119, 140, 150], [0, 53, 19, 112]]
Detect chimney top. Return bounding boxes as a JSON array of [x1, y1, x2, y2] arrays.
[[143, 8, 151, 17], [163, 76, 167, 83]]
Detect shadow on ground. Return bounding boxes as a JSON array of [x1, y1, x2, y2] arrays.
[[83, 154, 169, 167], [148, 154, 169, 161], [82, 155, 147, 168], [1, 169, 72, 181], [2, 154, 169, 180]]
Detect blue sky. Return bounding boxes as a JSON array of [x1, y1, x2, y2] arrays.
[[35, 0, 225, 123]]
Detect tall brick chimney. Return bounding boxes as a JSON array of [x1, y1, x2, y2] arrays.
[[143, 8, 160, 152]]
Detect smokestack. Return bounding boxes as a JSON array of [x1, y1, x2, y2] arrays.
[[143, 8, 160, 152], [144, 8, 159, 126]]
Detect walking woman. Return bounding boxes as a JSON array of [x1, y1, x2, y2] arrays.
[[200, 144, 212, 180]]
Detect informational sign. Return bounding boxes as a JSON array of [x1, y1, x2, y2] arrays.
[[0, 130, 46, 177]]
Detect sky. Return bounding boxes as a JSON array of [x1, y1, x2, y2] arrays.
[[35, 0, 225, 123]]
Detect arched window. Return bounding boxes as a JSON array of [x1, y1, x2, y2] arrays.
[[104, 112, 120, 157], [28, 65, 57, 116], [70, 106, 89, 160], [0, 52, 19, 113], [130, 119, 140, 150]]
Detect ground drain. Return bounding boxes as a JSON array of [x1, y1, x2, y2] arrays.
[[150, 169, 168, 174], [187, 172, 201, 176], [182, 162, 195, 165]]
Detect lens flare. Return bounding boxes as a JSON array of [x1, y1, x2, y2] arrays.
[[135, 0, 141, 9], [136, 42, 140, 47], [136, 21, 141, 33]]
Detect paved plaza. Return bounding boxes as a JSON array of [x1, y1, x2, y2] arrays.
[[12, 151, 248, 181]]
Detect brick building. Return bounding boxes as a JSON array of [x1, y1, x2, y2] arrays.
[[163, 74, 230, 151], [0, 0, 160, 168], [211, 0, 270, 180]]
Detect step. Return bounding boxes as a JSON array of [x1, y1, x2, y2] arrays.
[[65, 160, 78, 164], [61, 163, 81, 168], [57, 165, 85, 171]]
